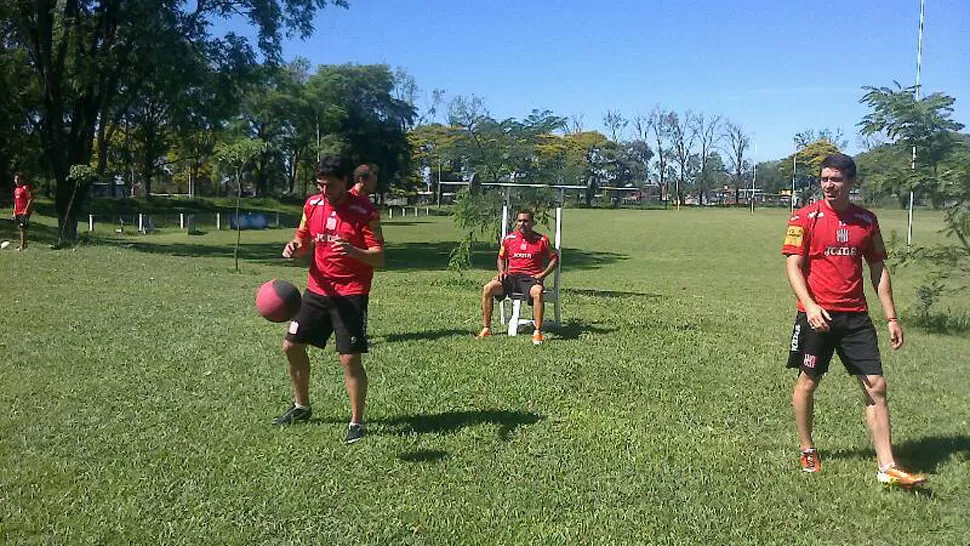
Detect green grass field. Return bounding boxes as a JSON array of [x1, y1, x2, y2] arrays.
[[1, 207, 968, 545]]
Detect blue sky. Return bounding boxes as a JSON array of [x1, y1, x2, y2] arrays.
[[258, 0, 967, 161]]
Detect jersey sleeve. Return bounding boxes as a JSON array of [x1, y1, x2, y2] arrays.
[[781, 213, 809, 256], [498, 237, 508, 258], [864, 217, 888, 263], [294, 199, 314, 244], [543, 236, 556, 260], [361, 207, 384, 249]]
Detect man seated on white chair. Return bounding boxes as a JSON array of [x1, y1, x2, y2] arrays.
[[476, 208, 559, 345]]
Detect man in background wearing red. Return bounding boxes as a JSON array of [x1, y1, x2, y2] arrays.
[[350, 164, 378, 198], [477, 209, 558, 345], [12, 172, 34, 251]]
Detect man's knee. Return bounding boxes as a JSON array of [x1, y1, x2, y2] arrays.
[[530, 284, 544, 302], [860, 375, 888, 400], [483, 280, 502, 296], [795, 373, 820, 394], [282, 339, 305, 355], [340, 353, 364, 371]]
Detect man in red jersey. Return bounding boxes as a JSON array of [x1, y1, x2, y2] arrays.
[[476, 209, 558, 345], [349, 164, 377, 197], [782, 153, 925, 487], [11, 172, 34, 251], [276, 155, 385, 444]]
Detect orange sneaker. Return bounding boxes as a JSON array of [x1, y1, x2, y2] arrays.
[[531, 330, 544, 346], [877, 464, 927, 487], [475, 328, 491, 339], [799, 448, 821, 473]]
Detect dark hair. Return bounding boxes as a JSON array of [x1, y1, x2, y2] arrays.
[[819, 153, 856, 180], [515, 209, 534, 220], [14, 171, 25, 180], [316, 155, 352, 179], [353, 164, 377, 182]]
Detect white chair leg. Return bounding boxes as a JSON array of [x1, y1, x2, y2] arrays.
[[508, 299, 522, 336], [499, 298, 506, 326]]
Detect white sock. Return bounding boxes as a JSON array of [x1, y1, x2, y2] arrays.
[[294, 402, 310, 410], [349, 421, 363, 428]]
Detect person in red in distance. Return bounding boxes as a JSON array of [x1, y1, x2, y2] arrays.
[[276, 155, 385, 444], [782, 153, 925, 487], [477, 209, 558, 345], [349, 164, 378, 198], [12, 172, 34, 251]]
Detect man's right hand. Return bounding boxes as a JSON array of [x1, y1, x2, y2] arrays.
[[805, 303, 832, 333], [282, 240, 305, 259]]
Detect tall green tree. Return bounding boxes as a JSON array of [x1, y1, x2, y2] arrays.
[[306, 64, 416, 194], [859, 84, 965, 207], [723, 121, 751, 203], [5, 0, 347, 245]]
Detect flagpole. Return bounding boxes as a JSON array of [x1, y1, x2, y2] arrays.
[[908, 0, 925, 245], [791, 140, 797, 213], [750, 143, 758, 214]]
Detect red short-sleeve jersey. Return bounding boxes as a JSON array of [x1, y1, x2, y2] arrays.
[[500, 230, 554, 277], [781, 200, 887, 312], [14, 185, 33, 215], [294, 192, 384, 296]]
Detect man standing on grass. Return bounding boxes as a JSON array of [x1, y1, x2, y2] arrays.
[[11, 172, 34, 251], [350, 164, 378, 198], [782, 153, 926, 487], [277, 155, 385, 444], [476, 209, 558, 345]]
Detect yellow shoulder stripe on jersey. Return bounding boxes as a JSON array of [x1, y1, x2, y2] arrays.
[[784, 225, 804, 247]]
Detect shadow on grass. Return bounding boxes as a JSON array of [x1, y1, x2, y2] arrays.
[[397, 449, 449, 463], [52, 227, 627, 273], [555, 318, 617, 340], [384, 241, 627, 272], [828, 434, 970, 473], [382, 220, 435, 226], [563, 288, 663, 299], [0, 218, 62, 247], [381, 409, 543, 440], [97, 239, 307, 266], [380, 328, 470, 343]]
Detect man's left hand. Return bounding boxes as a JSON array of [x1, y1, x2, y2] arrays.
[[888, 321, 904, 350], [331, 237, 360, 259]]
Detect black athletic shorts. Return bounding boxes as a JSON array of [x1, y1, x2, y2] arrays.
[[15, 214, 30, 229], [786, 311, 882, 378], [285, 290, 369, 354], [495, 273, 541, 303]]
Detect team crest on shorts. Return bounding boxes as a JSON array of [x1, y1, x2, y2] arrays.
[[803, 354, 817, 369]]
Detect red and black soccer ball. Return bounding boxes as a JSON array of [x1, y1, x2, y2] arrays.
[[256, 279, 302, 323]]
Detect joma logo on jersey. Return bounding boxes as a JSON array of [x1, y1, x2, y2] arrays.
[[313, 233, 340, 244], [512, 252, 533, 259], [824, 246, 857, 256]]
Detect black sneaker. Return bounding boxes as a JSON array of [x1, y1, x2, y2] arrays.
[[345, 423, 366, 444], [272, 404, 312, 425]]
